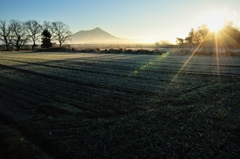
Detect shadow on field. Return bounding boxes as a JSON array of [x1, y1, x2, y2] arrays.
[[0, 53, 240, 158]]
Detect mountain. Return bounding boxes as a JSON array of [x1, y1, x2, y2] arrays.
[[69, 27, 131, 44]]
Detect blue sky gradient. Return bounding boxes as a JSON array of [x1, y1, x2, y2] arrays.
[[1, 0, 240, 43]]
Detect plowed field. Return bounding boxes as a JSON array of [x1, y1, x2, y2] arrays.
[[0, 52, 240, 158]]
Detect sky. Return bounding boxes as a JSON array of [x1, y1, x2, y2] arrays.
[[1, 0, 240, 43]]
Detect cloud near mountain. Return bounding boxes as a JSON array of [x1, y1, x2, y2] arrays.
[[69, 27, 132, 44]]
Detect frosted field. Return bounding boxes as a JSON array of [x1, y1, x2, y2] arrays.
[[0, 51, 240, 158]]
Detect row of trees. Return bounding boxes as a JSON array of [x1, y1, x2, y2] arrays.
[[176, 21, 240, 48], [0, 20, 72, 50], [155, 40, 172, 47]]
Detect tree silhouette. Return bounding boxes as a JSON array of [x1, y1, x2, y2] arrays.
[[176, 37, 184, 45], [9, 20, 29, 51], [25, 20, 42, 50], [184, 26, 209, 45], [185, 28, 194, 44], [197, 24, 209, 43], [180, 21, 240, 48], [51, 21, 71, 47], [0, 20, 12, 50], [221, 21, 240, 47], [41, 29, 52, 48]]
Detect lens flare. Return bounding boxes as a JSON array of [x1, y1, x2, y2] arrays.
[[162, 53, 167, 57]]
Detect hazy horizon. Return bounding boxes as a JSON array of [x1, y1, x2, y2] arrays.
[[1, 0, 240, 43]]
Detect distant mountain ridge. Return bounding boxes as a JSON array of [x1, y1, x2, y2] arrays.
[[69, 27, 132, 44]]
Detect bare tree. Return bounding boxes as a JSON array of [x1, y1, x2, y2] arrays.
[[9, 20, 29, 51], [0, 20, 12, 50], [25, 20, 42, 50], [52, 21, 72, 47], [42, 21, 54, 33]]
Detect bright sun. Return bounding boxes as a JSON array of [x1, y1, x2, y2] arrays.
[[205, 14, 224, 32]]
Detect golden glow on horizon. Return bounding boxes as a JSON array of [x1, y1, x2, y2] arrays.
[[136, 38, 158, 44]]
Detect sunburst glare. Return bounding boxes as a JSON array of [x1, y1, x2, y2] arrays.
[[206, 15, 224, 32], [199, 11, 225, 33]]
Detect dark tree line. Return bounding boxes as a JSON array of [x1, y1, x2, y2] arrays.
[[0, 20, 72, 51], [176, 21, 240, 48], [41, 29, 52, 48]]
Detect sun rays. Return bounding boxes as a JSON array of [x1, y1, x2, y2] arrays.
[[167, 25, 240, 90], [214, 32, 220, 82], [165, 40, 203, 92]]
